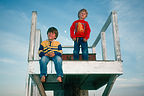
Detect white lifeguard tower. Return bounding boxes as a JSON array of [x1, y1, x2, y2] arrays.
[[25, 11, 123, 96]]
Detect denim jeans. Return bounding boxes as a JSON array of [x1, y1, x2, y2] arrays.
[[39, 55, 63, 78], [73, 37, 88, 60]]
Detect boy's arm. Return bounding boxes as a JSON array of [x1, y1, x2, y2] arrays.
[[70, 22, 76, 40], [54, 44, 62, 56], [84, 22, 91, 40], [38, 44, 45, 57]]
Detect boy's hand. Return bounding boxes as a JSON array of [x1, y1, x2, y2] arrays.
[[49, 52, 55, 57], [83, 38, 87, 42], [45, 52, 55, 57], [72, 38, 76, 41], [45, 53, 50, 56]]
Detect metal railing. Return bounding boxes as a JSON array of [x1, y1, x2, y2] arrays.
[[92, 11, 121, 61]]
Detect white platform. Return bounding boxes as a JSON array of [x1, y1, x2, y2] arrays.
[[28, 60, 123, 75]]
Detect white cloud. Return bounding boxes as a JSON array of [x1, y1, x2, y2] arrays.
[[111, 77, 144, 96], [116, 77, 144, 88], [0, 58, 17, 64]]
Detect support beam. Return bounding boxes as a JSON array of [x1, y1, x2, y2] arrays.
[[25, 76, 30, 96], [31, 75, 46, 96], [102, 75, 118, 96], [79, 75, 89, 96], [80, 90, 88, 96], [31, 82, 40, 96], [28, 77, 32, 96], [30, 82, 34, 96]]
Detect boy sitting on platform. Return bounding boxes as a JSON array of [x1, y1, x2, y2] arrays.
[[38, 27, 63, 83]]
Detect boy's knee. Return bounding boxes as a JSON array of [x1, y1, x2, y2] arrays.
[[55, 55, 62, 62], [83, 50, 88, 55], [73, 50, 79, 55], [41, 56, 48, 62]]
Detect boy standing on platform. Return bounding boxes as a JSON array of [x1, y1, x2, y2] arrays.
[[70, 9, 91, 60], [38, 27, 63, 83]]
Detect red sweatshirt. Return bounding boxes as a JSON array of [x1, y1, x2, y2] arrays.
[[70, 19, 91, 40]]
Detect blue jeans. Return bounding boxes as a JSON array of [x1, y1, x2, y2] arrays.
[[39, 55, 63, 78], [73, 37, 88, 60]]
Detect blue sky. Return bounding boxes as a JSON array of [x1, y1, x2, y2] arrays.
[[0, 0, 144, 96]]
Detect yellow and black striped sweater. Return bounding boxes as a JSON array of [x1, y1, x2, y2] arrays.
[[38, 40, 62, 57]]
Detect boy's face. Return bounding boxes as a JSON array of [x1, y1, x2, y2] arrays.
[[79, 11, 87, 20], [48, 32, 56, 41]]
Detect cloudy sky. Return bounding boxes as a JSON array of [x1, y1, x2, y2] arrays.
[[0, 0, 144, 96]]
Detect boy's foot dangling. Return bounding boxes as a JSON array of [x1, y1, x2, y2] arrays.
[[41, 75, 46, 83], [57, 76, 62, 83]]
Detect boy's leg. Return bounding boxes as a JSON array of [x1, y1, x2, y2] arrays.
[[73, 38, 80, 60], [52, 55, 63, 82], [39, 56, 50, 78], [81, 38, 88, 60]]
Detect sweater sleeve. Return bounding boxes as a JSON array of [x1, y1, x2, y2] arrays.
[[54, 44, 62, 56], [38, 44, 45, 57], [84, 22, 91, 40], [70, 21, 76, 39]]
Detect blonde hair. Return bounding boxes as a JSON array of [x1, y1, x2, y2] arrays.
[[78, 9, 88, 18]]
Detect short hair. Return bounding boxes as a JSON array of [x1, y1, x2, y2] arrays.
[[47, 27, 58, 39], [78, 9, 88, 18]]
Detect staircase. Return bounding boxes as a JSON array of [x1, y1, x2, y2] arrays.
[[25, 11, 123, 96]]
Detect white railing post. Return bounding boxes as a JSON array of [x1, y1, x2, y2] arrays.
[[111, 11, 121, 61], [101, 32, 107, 60], [34, 29, 42, 60], [28, 11, 37, 61], [92, 47, 96, 53]]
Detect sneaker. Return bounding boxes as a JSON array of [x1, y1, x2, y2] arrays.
[[41, 75, 46, 83], [57, 76, 62, 83]]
